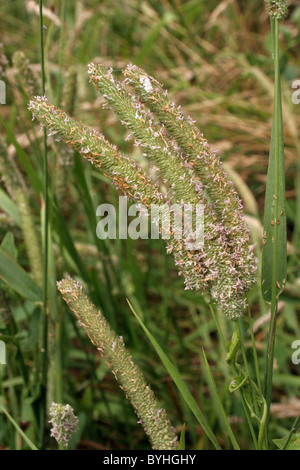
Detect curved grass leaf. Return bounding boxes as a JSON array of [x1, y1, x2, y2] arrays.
[[178, 423, 186, 450], [0, 405, 38, 450], [0, 114, 43, 195], [0, 189, 21, 227], [0, 248, 42, 301], [274, 432, 300, 451]]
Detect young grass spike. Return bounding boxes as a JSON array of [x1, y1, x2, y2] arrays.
[[57, 276, 178, 450], [265, 0, 289, 20]]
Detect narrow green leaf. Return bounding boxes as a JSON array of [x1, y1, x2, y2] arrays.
[[0, 189, 21, 227], [262, 17, 288, 444], [0, 405, 38, 450], [135, 12, 176, 66], [1, 232, 18, 260], [226, 325, 240, 364], [0, 114, 43, 195], [273, 432, 300, 451], [178, 423, 186, 450], [202, 349, 240, 450], [0, 248, 42, 301], [127, 300, 222, 450], [52, 203, 90, 283], [281, 414, 300, 450], [261, 23, 287, 302]]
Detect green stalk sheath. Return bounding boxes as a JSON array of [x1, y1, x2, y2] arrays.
[[262, 12, 287, 300], [39, 0, 49, 447], [57, 277, 178, 450], [262, 1, 288, 441], [56, 0, 66, 106], [202, 350, 240, 450], [237, 321, 260, 418], [257, 398, 268, 450], [262, 19, 286, 431], [211, 305, 259, 449], [247, 306, 262, 395]]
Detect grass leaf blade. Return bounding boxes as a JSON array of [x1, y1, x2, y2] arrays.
[[0, 248, 42, 301]]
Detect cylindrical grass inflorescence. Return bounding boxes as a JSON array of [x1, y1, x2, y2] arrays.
[[27, 96, 209, 311], [28, 62, 258, 319], [87, 64, 258, 319], [57, 276, 178, 450], [0, 138, 43, 288], [54, 66, 78, 201], [49, 402, 79, 448], [12, 51, 41, 97], [28, 95, 165, 207], [0, 43, 8, 81], [62, 65, 77, 116], [265, 0, 288, 20], [122, 65, 257, 289]]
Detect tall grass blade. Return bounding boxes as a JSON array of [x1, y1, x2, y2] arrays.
[[0, 405, 38, 450], [0, 115, 43, 194], [0, 189, 21, 227], [261, 15, 287, 442], [39, 0, 49, 448], [261, 78, 287, 300], [0, 248, 42, 301], [202, 349, 240, 450], [178, 423, 186, 450]]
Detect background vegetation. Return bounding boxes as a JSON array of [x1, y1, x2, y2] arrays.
[[0, 0, 299, 450]]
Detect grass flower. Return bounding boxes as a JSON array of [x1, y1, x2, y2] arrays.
[[28, 64, 258, 319], [12, 51, 40, 97], [265, 0, 289, 20], [49, 402, 78, 448], [57, 276, 178, 450]]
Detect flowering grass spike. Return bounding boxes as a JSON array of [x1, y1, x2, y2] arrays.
[[28, 64, 258, 319], [265, 0, 288, 20], [49, 402, 78, 448], [57, 277, 178, 450]]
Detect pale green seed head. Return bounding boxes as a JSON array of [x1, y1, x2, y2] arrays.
[[265, 0, 288, 20]]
